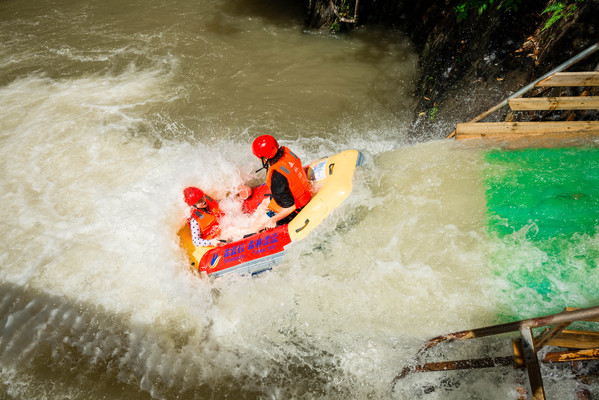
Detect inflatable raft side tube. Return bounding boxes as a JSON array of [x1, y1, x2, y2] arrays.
[[177, 224, 210, 269], [192, 246, 214, 269], [176, 223, 214, 269], [210, 251, 285, 277], [288, 150, 363, 241]]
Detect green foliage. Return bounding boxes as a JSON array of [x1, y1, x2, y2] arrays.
[[454, 0, 522, 21], [428, 105, 439, 121], [454, 0, 585, 27], [330, 21, 341, 33], [338, 0, 352, 16], [541, 0, 584, 30]]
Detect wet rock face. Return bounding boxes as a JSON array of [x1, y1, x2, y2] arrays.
[[305, 0, 599, 139], [410, 1, 546, 136]]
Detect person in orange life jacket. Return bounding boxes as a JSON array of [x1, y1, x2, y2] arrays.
[[183, 186, 224, 247], [249, 135, 311, 232]]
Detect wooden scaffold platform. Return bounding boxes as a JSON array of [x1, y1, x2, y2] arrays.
[[391, 306, 599, 399], [448, 42, 599, 147]]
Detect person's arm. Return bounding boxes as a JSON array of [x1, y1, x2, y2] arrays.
[[264, 205, 296, 229], [263, 171, 296, 229], [189, 218, 216, 247]]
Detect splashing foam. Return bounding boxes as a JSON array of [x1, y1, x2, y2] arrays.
[[0, 70, 241, 321]]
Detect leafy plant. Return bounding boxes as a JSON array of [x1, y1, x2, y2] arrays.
[[454, 0, 522, 21], [428, 105, 439, 121], [541, 0, 584, 30], [330, 20, 341, 33], [338, 0, 352, 17]]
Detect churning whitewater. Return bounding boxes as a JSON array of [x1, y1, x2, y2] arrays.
[[1, 0, 598, 399]]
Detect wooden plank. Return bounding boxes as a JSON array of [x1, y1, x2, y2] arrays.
[[458, 132, 599, 149], [545, 330, 599, 349], [513, 339, 526, 368], [536, 72, 599, 87], [542, 348, 599, 363], [456, 121, 599, 138], [521, 326, 546, 400], [508, 96, 599, 111]]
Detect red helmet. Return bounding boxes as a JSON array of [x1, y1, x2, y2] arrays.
[[252, 135, 279, 159], [183, 187, 204, 206]]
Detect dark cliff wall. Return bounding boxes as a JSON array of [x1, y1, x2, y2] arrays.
[[306, 0, 599, 140]]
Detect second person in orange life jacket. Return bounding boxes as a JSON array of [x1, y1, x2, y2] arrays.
[[183, 186, 223, 247], [249, 135, 312, 232]]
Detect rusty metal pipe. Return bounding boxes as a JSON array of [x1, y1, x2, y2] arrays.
[[391, 356, 515, 390], [419, 306, 599, 354]]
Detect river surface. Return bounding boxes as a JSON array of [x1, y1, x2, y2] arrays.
[[1, 0, 598, 399]]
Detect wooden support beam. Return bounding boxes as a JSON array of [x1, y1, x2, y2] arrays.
[[455, 121, 599, 141], [545, 330, 599, 350], [521, 326, 546, 400], [536, 72, 599, 87], [543, 348, 599, 363], [508, 96, 599, 111], [513, 339, 526, 368], [534, 322, 572, 349]]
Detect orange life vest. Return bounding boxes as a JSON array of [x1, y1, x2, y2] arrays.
[[266, 147, 311, 213], [188, 195, 222, 239]]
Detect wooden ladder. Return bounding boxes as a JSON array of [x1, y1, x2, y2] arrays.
[[391, 306, 599, 399], [449, 43, 599, 147]]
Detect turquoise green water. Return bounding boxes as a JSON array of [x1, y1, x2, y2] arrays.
[[484, 148, 599, 320]]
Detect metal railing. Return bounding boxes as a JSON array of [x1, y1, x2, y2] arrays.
[[392, 306, 599, 400]]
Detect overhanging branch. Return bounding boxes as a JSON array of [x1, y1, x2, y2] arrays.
[[329, 0, 359, 24]]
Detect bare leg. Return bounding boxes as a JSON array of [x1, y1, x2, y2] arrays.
[[247, 198, 270, 234]]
